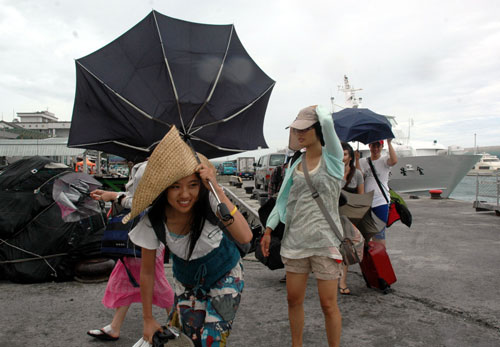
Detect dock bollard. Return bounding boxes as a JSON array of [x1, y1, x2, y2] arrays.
[[429, 189, 443, 199]]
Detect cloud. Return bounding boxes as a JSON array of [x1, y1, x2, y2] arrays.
[[0, 0, 499, 148]]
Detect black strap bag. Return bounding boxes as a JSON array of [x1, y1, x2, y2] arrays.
[[367, 158, 412, 228], [302, 156, 364, 266], [254, 197, 285, 270]]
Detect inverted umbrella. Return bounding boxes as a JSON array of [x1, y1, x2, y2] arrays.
[[332, 108, 394, 145], [52, 172, 103, 222], [68, 10, 275, 161]]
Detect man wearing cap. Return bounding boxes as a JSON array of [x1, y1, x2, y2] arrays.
[[357, 138, 398, 245]]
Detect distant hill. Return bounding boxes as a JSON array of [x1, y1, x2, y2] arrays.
[[464, 146, 500, 157]]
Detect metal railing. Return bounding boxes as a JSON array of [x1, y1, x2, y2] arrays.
[[473, 171, 499, 213], [222, 186, 261, 229]]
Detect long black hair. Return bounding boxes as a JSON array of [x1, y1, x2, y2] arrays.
[[312, 122, 325, 146], [148, 174, 211, 260], [341, 142, 356, 186]]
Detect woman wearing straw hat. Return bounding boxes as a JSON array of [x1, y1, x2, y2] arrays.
[[126, 126, 253, 346], [260, 105, 344, 347]]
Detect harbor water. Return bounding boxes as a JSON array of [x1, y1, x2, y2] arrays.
[[450, 174, 499, 203]]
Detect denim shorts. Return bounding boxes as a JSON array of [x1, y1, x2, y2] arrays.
[[372, 204, 389, 240]]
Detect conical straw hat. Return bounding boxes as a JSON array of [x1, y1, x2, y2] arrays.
[[123, 126, 211, 223]]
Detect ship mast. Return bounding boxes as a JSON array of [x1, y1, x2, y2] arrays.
[[338, 75, 363, 108]]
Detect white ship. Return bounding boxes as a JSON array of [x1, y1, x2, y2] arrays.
[[335, 76, 481, 198], [468, 153, 500, 175]]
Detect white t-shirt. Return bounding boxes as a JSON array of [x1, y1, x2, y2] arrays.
[[121, 161, 147, 209], [359, 156, 391, 207], [128, 193, 224, 260]]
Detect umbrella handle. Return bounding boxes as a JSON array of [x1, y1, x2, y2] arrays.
[[207, 180, 232, 221], [185, 138, 232, 222]]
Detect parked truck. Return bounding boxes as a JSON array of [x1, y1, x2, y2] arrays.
[[236, 157, 255, 180]]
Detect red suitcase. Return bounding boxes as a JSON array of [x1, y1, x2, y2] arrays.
[[359, 241, 397, 294]]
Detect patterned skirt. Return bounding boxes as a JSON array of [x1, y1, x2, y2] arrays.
[[169, 261, 244, 347]]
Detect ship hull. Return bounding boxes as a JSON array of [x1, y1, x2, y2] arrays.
[[388, 155, 481, 198]]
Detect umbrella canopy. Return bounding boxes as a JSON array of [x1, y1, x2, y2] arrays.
[[52, 172, 103, 222], [332, 108, 395, 145], [68, 10, 275, 160]]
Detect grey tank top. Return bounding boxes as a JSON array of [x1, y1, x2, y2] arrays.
[[281, 158, 343, 256]]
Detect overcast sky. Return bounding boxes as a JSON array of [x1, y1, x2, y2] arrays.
[[1, 0, 499, 154]]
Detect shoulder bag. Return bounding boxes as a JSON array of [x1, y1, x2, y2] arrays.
[[367, 158, 412, 228], [302, 156, 364, 266], [254, 197, 285, 270]]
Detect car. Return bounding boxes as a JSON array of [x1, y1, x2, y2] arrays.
[[254, 153, 287, 191]]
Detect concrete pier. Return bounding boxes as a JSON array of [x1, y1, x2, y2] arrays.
[[1, 182, 499, 346]]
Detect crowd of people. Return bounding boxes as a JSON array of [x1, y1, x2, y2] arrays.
[[87, 105, 397, 347]]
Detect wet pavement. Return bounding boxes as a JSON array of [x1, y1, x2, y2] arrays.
[[1, 181, 499, 346]]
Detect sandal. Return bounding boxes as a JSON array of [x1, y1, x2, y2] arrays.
[[339, 287, 351, 295], [87, 325, 119, 341]]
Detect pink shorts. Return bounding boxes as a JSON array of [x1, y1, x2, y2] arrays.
[[281, 256, 343, 281]]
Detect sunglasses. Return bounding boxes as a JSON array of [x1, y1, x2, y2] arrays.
[[292, 125, 314, 134]]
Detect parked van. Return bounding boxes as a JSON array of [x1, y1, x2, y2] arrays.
[[254, 153, 287, 190], [222, 161, 236, 175]]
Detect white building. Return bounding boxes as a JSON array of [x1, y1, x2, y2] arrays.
[[14, 111, 71, 138], [0, 111, 81, 166]]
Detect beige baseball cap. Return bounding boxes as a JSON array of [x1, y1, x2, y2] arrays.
[[286, 105, 318, 130]]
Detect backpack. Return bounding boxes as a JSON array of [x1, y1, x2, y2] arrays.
[[101, 206, 142, 258], [100, 204, 145, 288]]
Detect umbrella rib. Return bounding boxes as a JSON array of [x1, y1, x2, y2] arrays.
[[153, 11, 186, 134], [189, 134, 246, 153], [68, 139, 152, 153], [186, 25, 235, 134], [189, 82, 275, 136], [76, 61, 172, 128]]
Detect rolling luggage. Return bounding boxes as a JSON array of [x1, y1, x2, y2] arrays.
[[360, 241, 396, 294]]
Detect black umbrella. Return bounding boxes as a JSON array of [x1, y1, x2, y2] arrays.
[[332, 108, 395, 145], [68, 10, 275, 161]]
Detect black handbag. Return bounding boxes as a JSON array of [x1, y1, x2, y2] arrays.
[[254, 198, 284, 270]]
